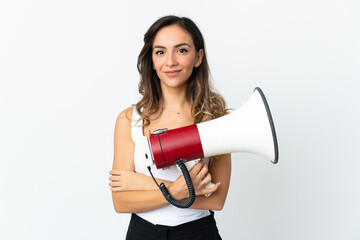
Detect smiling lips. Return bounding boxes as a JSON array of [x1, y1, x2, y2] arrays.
[[163, 69, 182, 77]]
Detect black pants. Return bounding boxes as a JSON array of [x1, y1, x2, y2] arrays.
[[125, 211, 222, 240]]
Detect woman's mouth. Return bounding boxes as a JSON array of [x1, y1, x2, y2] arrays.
[[163, 69, 182, 77]]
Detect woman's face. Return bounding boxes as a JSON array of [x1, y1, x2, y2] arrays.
[[152, 24, 203, 90]]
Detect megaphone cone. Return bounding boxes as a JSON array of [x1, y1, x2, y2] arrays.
[[143, 87, 279, 168], [198, 87, 278, 164]]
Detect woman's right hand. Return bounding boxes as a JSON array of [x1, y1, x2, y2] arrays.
[[169, 161, 221, 201]]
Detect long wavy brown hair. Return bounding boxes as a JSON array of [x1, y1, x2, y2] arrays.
[[135, 15, 229, 126]]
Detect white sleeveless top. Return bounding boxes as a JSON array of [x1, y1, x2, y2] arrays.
[[131, 106, 210, 226]]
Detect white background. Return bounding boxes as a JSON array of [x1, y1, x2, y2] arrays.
[[1, 0, 359, 239]]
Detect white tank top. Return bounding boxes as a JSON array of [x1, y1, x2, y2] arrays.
[[131, 106, 210, 226]]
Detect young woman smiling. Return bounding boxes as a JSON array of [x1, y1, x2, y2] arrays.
[[109, 15, 231, 240]]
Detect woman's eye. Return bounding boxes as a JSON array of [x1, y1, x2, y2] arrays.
[[155, 50, 164, 55], [178, 48, 188, 53]]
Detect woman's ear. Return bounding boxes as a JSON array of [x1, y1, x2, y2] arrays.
[[194, 49, 204, 67]]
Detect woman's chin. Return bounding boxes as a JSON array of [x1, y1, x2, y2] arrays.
[[160, 79, 188, 89]]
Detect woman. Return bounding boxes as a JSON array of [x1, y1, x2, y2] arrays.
[[109, 15, 231, 240]]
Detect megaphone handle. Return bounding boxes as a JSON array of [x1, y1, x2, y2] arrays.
[[147, 159, 196, 208], [182, 159, 214, 197]]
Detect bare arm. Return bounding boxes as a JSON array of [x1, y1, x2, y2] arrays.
[[111, 107, 170, 213], [109, 169, 172, 191]]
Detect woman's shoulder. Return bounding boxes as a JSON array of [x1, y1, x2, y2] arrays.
[[117, 106, 134, 119], [115, 106, 134, 129]]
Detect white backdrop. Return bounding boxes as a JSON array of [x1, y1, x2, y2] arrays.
[[1, 0, 359, 239]]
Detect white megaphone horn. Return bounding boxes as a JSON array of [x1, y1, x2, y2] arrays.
[[143, 87, 279, 168]]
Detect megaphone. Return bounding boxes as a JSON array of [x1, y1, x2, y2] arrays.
[[142, 87, 278, 208]]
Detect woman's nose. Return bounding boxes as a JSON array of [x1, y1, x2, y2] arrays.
[[166, 52, 177, 66]]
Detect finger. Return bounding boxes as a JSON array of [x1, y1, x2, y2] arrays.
[[190, 161, 205, 174], [204, 182, 216, 197], [205, 182, 216, 189], [109, 169, 122, 175], [110, 187, 124, 192], [197, 164, 209, 180], [201, 173, 212, 185], [109, 182, 122, 187], [109, 176, 121, 181], [202, 182, 221, 195]]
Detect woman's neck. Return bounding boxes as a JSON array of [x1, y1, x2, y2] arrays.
[[161, 85, 190, 113]]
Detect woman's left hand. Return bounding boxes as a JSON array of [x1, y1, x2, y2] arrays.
[[109, 170, 157, 192]]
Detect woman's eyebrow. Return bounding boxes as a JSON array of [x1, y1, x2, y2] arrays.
[[174, 43, 192, 48], [153, 43, 192, 49]]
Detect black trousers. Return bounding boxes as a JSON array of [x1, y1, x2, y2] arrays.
[[125, 211, 222, 240]]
